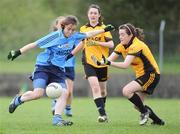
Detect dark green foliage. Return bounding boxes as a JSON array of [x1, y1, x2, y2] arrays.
[[76, 0, 180, 30], [0, 0, 180, 62]]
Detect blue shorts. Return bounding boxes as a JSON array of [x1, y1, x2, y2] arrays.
[[31, 65, 67, 89], [65, 67, 75, 81]]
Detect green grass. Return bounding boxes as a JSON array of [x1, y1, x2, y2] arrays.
[[0, 97, 180, 134]]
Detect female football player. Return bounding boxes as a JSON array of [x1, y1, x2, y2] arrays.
[[92, 23, 165, 125], [7, 15, 114, 126], [77, 4, 114, 122]]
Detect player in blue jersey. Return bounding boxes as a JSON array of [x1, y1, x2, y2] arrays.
[[7, 15, 115, 127], [50, 16, 76, 116]]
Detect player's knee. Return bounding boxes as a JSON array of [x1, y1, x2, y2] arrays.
[[61, 89, 69, 97], [67, 87, 73, 94], [101, 91, 106, 96], [122, 87, 130, 98], [67, 90, 72, 97]]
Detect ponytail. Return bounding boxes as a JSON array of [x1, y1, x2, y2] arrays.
[[50, 16, 65, 31], [135, 27, 145, 41]]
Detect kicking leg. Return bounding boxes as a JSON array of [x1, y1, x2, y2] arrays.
[[9, 89, 44, 113]]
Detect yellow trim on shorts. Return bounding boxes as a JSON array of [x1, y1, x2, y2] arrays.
[[142, 73, 155, 90]]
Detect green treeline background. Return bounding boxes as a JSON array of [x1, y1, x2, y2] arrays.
[[0, 0, 180, 64]]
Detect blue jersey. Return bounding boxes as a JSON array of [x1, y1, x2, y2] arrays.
[[35, 30, 86, 68]]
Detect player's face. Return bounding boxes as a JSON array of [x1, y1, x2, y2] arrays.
[[63, 24, 76, 37], [88, 8, 100, 24], [119, 29, 133, 45]]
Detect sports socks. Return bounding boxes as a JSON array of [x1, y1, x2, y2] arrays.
[[65, 105, 72, 115], [145, 105, 162, 123], [102, 96, 107, 105], [94, 98, 106, 116], [52, 114, 62, 125], [128, 93, 147, 113], [15, 96, 24, 106], [65, 105, 71, 111]]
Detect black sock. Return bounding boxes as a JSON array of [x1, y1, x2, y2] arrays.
[[94, 98, 106, 116], [128, 93, 147, 113], [102, 96, 107, 106], [145, 105, 162, 123]]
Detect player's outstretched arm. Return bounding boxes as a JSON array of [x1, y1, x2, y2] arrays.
[[91, 55, 135, 69], [110, 55, 135, 69], [85, 24, 115, 38], [7, 42, 37, 61]]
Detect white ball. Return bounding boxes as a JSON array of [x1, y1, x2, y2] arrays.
[[46, 82, 64, 99]]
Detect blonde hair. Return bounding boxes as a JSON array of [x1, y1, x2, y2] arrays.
[[50, 16, 65, 31]]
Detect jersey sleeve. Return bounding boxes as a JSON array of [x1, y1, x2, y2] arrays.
[[35, 31, 61, 48], [75, 32, 87, 40], [80, 26, 84, 33], [128, 44, 142, 56], [114, 44, 123, 55], [104, 31, 112, 39], [73, 32, 87, 44]]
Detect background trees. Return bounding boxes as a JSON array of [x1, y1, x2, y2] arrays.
[[0, 0, 179, 62]]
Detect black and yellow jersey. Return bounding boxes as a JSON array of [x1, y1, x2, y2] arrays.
[[80, 23, 113, 68], [114, 37, 160, 78]]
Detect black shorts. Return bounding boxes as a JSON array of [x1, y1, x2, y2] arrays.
[[83, 63, 108, 82], [135, 72, 160, 95]]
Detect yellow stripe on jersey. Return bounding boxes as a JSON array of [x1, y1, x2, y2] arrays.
[[114, 37, 160, 77], [142, 73, 155, 90], [80, 23, 113, 68]]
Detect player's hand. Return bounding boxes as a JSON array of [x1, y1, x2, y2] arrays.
[[101, 55, 111, 65], [7, 50, 21, 61], [87, 40, 98, 46], [91, 55, 111, 66], [65, 53, 74, 61], [91, 55, 102, 65], [104, 24, 115, 32]]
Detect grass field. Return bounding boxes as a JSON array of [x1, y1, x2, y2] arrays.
[[0, 97, 180, 134]]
